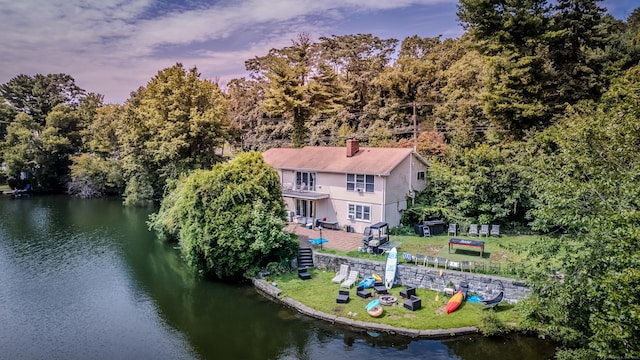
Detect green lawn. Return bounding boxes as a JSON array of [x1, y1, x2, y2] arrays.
[[267, 269, 519, 330], [317, 233, 539, 278]]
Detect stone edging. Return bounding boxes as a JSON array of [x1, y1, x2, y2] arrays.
[[253, 278, 480, 339]]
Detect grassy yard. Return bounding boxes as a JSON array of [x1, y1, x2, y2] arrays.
[[316, 233, 539, 278], [266, 269, 520, 331], [0, 184, 10, 191]]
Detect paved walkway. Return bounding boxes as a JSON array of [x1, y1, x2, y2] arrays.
[[284, 223, 362, 252]]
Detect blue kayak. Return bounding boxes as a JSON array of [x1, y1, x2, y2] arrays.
[[358, 277, 375, 288]]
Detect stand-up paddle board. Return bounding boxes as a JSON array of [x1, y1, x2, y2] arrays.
[[384, 247, 397, 289]]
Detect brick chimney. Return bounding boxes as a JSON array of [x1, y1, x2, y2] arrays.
[[346, 137, 359, 157]]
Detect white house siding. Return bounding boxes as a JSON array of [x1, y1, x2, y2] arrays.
[[268, 149, 428, 234]]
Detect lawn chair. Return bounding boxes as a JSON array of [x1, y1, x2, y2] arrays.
[[468, 224, 479, 236], [340, 270, 359, 288], [425, 255, 437, 268], [490, 224, 500, 237], [414, 253, 426, 266], [402, 252, 414, 264], [399, 286, 416, 299], [448, 223, 457, 236], [479, 224, 489, 237], [422, 223, 431, 237], [331, 264, 349, 283], [461, 260, 472, 272], [448, 260, 460, 271], [436, 257, 448, 269]]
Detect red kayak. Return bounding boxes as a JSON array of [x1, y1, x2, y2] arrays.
[[446, 291, 463, 314]]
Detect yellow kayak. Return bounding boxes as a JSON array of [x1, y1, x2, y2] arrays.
[[446, 291, 463, 314]]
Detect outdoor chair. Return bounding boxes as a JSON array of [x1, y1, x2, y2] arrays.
[[473, 261, 486, 272], [402, 252, 414, 264], [448, 223, 457, 236], [373, 281, 388, 295], [336, 289, 350, 304], [331, 264, 349, 283], [340, 270, 359, 288], [403, 295, 422, 311], [479, 224, 489, 237], [425, 255, 437, 268], [422, 223, 431, 237], [414, 253, 426, 266], [298, 267, 311, 280], [362, 227, 373, 247], [448, 260, 460, 271], [489, 262, 501, 274], [468, 224, 479, 236], [490, 224, 500, 237], [461, 261, 472, 272], [399, 286, 416, 299], [436, 257, 448, 269], [356, 285, 372, 298]]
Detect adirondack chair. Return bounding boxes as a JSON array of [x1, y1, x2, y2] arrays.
[[490, 224, 500, 237], [479, 224, 489, 237], [468, 224, 479, 236]]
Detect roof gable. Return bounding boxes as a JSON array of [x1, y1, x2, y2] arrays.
[[262, 146, 423, 176]]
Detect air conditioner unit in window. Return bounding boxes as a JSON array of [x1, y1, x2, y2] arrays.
[[356, 188, 363, 192], [348, 214, 354, 219]]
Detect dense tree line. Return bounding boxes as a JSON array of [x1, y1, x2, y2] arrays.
[[1, 2, 639, 357]]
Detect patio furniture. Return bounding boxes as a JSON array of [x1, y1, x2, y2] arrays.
[[479, 224, 489, 237], [423, 220, 445, 235], [356, 285, 372, 298], [459, 281, 469, 299], [422, 224, 431, 237], [468, 224, 479, 236], [373, 281, 388, 295], [448, 260, 460, 270], [448, 223, 457, 236], [461, 261, 472, 272], [331, 264, 349, 283], [490, 224, 500, 237], [481, 291, 504, 309], [298, 267, 311, 280], [425, 255, 437, 268], [436, 257, 448, 269], [448, 238, 485, 257], [399, 286, 416, 299], [414, 253, 426, 266], [340, 270, 359, 288], [402, 252, 414, 263], [336, 289, 350, 304], [474, 261, 486, 272], [403, 295, 422, 311]]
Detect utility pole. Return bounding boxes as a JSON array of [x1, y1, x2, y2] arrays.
[[412, 101, 417, 151]]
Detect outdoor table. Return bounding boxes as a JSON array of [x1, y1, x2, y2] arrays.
[[448, 238, 485, 257]]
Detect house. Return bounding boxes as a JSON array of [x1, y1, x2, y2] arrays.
[[262, 138, 428, 234]]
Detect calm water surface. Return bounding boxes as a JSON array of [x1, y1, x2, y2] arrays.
[[0, 196, 556, 359]]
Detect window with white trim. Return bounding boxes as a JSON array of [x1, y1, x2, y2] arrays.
[[348, 203, 371, 221], [346, 174, 374, 192], [417, 171, 425, 181], [296, 171, 316, 191]]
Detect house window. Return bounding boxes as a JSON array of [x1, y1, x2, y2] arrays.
[[348, 203, 371, 221], [296, 171, 316, 191], [346, 174, 374, 192], [417, 171, 425, 181]]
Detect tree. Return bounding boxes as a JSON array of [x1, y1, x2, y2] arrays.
[[247, 34, 314, 147], [0, 73, 85, 124], [118, 63, 229, 205], [521, 64, 640, 359], [148, 152, 298, 281]]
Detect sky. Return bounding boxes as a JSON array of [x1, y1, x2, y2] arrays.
[[1, 0, 637, 104]]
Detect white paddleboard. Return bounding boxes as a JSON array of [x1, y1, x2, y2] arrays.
[[384, 247, 397, 289]]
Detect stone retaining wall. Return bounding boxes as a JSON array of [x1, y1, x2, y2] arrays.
[[313, 252, 529, 304]]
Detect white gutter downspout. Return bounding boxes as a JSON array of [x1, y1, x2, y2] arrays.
[[381, 174, 385, 223]]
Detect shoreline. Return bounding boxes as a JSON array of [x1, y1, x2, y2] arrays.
[[253, 278, 485, 339]]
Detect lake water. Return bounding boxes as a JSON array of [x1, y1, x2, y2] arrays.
[[0, 195, 556, 359]]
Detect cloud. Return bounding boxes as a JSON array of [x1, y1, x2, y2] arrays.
[[1, 0, 460, 103]]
